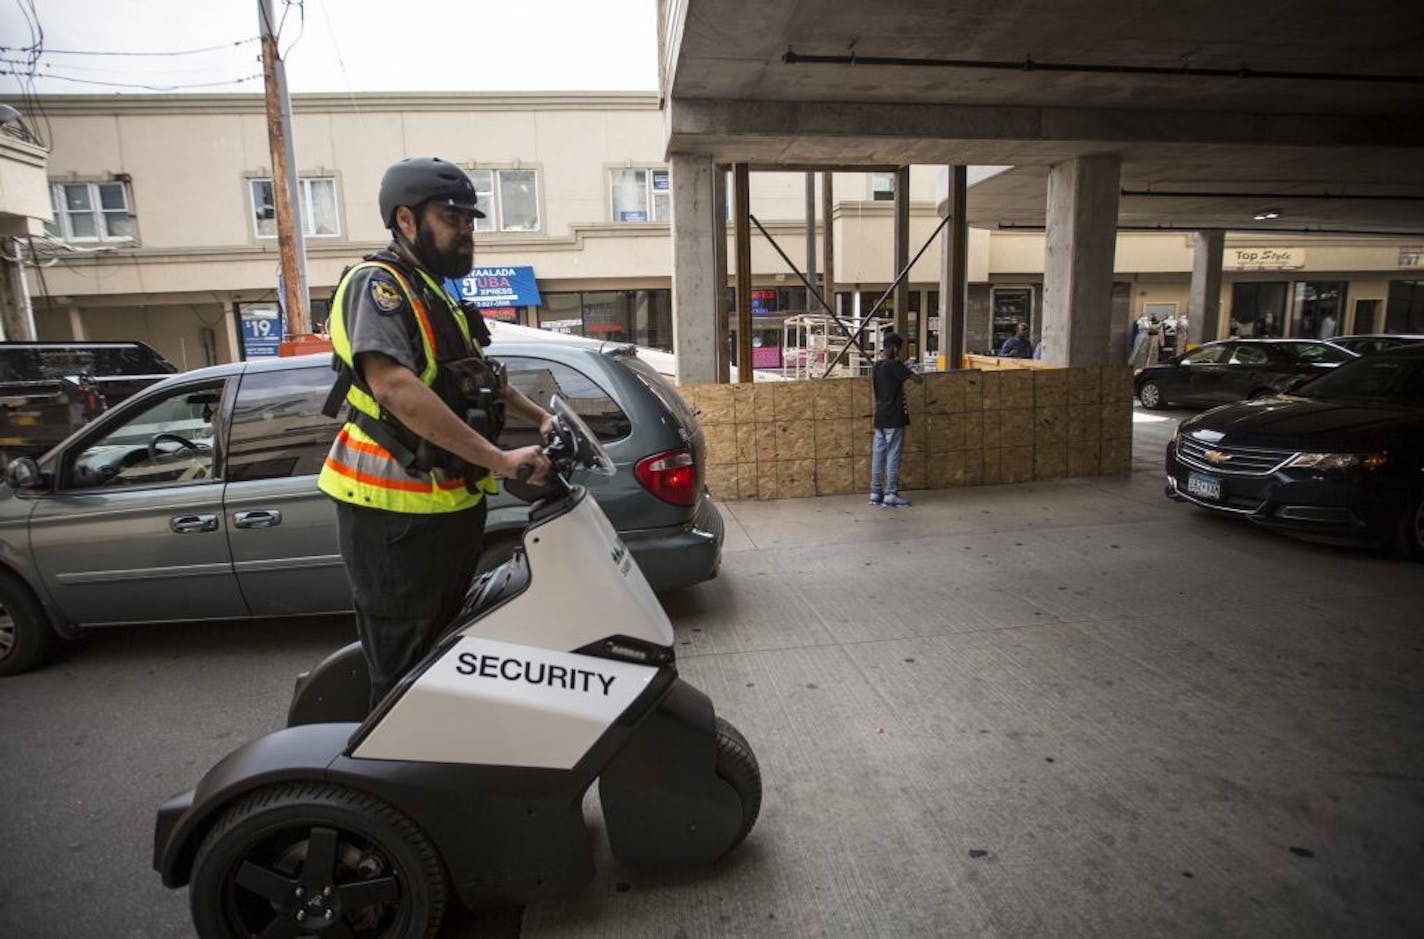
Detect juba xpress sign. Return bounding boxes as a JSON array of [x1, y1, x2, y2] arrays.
[[454, 267, 543, 308]]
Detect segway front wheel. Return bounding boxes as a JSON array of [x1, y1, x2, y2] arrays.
[[189, 783, 447, 939], [715, 717, 762, 853]]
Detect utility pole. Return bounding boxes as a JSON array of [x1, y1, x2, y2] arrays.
[[258, 0, 310, 342]]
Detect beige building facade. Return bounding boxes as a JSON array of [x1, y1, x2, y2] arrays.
[[20, 92, 1424, 371]]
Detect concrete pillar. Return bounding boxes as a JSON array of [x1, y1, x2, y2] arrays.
[[68, 304, 86, 340], [1189, 230, 1225, 345], [670, 153, 720, 385], [1041, 155, 1121, 366]]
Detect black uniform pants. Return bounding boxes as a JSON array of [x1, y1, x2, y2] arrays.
[[334, 498, 488, 708]]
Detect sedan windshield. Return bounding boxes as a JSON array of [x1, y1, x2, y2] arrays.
[[1297, 355, 1424, 404]]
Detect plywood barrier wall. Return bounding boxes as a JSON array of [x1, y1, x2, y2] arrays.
[[680, 366, 1134, 501]]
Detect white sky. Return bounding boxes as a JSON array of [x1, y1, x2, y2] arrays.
[[1, 0, 660, 95]]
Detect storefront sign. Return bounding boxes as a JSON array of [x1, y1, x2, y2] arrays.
[[1399, 246, 1424, 269], [751, 289, 778, 315], [1227, 247, 1303, 271], [238, 303, 282, 359], [454, 266, 543, 308]]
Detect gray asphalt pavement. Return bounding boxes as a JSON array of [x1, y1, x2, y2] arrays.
[[2, 404, 1421, 938]]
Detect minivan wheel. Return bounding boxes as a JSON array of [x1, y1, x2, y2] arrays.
[[1137, 380, 1165, 410], [0, 571, 62, 677]]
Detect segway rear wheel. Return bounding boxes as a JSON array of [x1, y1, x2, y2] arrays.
[[715, 717, 762, 852], [189, 783, 446, 939]]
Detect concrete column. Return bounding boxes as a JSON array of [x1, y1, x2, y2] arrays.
[[68, 304, 85, 340], [1189, 230, 1225, 345], [1041, 155, 1121, 366], [670, 153, 720, 385]]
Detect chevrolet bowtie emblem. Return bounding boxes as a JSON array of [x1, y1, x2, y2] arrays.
[[1204, 450, 1232, 464]]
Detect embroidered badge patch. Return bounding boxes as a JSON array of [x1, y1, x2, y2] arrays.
[[369, 277, 404, 314]]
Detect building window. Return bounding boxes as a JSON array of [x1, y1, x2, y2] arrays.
[[538, 289, 673, 352], [870, 172, 896, 201], [609, 167, 670, 222], [46, 182, 134, 242], [250, 177, 341, 238], [466, 169, 541, 232]]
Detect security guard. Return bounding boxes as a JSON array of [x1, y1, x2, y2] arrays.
[[319, 156, 553, 707]]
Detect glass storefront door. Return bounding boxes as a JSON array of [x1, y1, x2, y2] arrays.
[[1230, 282, 1288, 338], [1290, 281, 1347, 339]]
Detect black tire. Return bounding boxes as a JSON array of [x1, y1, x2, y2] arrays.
[[1398, 485, 1424, 562], [1137, 380, 1166, 410], [0, 570, 62, 677], [714, 717, 762, 853], [190, 783, 447, 939]]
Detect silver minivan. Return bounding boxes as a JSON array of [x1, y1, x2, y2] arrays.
[[0, 342, 722, 676]]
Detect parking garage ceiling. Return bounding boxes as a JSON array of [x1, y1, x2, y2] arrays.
[[661, 0, 1424, 234]]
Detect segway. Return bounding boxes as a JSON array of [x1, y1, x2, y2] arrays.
[[153, 397, 761, 938]]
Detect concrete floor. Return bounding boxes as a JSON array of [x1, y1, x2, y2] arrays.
[[519, 408, 1424, 938]]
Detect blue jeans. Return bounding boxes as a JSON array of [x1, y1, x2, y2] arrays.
[[870, 426, 905, 498]]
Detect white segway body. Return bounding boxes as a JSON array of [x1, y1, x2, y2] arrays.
[[153, 398, 759, 937]]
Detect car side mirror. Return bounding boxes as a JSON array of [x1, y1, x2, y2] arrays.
[[1282, 375, 1313, 394], [5, 456, 43, 491]]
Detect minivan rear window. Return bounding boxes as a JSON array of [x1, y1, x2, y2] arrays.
[[500, 356, 632, 447], [620, 355, 697, 429]]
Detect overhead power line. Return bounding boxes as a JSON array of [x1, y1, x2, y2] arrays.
[[0, 69, 263, 91], [0, 37, 258, 57]]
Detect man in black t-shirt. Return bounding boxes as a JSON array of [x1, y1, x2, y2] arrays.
[[870, 332, 922, 508]]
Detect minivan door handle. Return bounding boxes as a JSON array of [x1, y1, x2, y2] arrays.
[[170, 513, 218, 534], [233, 509, 282, 529]]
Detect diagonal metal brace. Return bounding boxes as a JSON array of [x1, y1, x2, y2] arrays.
[[820, 213, 951, 379]]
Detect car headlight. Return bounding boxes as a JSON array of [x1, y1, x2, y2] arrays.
[[1287, 451, 1388, 471]]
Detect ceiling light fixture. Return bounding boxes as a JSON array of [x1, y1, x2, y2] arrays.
[[1253, 208, 1282, 221]]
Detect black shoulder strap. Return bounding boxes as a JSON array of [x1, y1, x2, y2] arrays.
[[319, 251, 423, 420]]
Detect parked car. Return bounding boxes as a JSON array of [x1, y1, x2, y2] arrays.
[[1135, 339, 1354, 410], [1324, 334, 1424, 356], [1164, 344, 1424, 557], [0, 342, 722, 676], [0, 340, 177, 467]]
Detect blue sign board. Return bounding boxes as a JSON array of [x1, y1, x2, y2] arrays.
[[239, 304, 282, 359], [453, 266, 542, 309]]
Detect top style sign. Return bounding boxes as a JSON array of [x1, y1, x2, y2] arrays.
[[1227, 248, 1304, 271]]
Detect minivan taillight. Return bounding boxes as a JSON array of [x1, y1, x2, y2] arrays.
[[634, 448, 698, 506]]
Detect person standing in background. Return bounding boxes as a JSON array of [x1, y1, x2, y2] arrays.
[[869, 332, 922, 508]]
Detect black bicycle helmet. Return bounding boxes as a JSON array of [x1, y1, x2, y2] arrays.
[[378, 156, 485, 228]]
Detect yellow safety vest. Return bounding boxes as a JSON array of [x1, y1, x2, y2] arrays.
[[318, 259, 498, 514]]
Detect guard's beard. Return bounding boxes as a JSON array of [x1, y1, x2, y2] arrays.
[[414, 222, 474, 279]]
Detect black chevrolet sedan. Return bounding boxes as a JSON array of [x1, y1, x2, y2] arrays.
[[1135, 339, 1354, 410], [1164, 345, 1424, 558]]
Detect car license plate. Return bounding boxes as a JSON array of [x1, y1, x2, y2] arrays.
[[1186, 472, 1223, 502]]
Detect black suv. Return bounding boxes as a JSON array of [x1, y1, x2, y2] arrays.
[[0, 341, 177, 466]]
